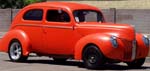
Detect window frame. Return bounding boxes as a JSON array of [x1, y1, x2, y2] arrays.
[[46, 9, 71, 23], [73, 9, 104, 23], [23, 9, 43, 21]]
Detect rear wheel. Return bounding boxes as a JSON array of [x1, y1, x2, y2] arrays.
[[8, 40, 28, 62], [82, 45, 105, 69], [126, 58, 145, 68]]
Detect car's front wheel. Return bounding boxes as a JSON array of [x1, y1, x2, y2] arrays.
[[126, 58, 145, 68], [8, 40, 28, 62], [82, 45, 105, 69]]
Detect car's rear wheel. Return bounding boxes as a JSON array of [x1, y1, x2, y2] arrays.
[[126, 58, 145, 68], [82, 45, 105, 69], [8, 40, 28, 62]]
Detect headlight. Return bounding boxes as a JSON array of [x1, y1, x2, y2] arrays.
[[142, 35, 149, 47], [110, 36, 118, 48]]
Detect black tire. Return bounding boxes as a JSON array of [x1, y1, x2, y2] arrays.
[[53, 58, 67, 62], [126, 58, 145, 68], [8, 39, 28, 62], [82, 45, 105, 69]]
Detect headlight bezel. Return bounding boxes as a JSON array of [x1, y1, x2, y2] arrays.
[[142, 35, 149, 47], [110, 36, 118, 48]]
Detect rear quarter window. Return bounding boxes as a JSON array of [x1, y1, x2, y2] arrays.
[[23, 9, 43, 21]]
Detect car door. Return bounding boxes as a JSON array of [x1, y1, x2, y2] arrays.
[[21, 9, 44, 53], [43, 9, 75, 55]]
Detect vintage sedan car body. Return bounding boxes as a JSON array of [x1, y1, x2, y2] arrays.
[[0, 2, 149, 69]]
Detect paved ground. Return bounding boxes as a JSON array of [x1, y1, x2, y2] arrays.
[[1, 52, 150, 71]]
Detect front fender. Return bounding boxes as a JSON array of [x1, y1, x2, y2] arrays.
[[74, 33, 115, 60], [0, 30, 30, 56], [136, 33, 149, 59]]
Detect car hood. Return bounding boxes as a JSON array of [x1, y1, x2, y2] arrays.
[[75, 22, 135, 41]]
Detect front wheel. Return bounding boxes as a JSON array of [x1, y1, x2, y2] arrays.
[[82, 45, 105, 69], [8, 40, 28, 62], [126, 58, 145, 68]]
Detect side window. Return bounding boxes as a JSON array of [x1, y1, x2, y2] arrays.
[[23, 9, 43, 21], [46, 10, 70, 22]]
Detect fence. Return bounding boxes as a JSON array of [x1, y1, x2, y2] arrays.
[[0, 9, 150, 34], [102, 9, 150, 34]]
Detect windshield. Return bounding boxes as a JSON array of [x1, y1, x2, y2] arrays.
[[73, 10, 104, 23]]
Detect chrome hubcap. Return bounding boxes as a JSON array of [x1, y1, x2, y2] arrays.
[[10, 42, 21, 60]]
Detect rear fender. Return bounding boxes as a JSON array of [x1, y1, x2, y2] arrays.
[[74, 33, 113, 60], [0, 30, 30, 56]]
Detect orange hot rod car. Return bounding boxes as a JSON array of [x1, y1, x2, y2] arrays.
[[0, 2, 149, 69]]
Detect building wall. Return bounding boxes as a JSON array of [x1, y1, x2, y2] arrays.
[[103, 9, 150, 34], [116, 9, 150, 34], [0, 9, 11, 31]]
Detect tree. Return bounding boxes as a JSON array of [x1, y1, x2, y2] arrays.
[[24, 0, 46, 7], [0, 0, 46, 9]]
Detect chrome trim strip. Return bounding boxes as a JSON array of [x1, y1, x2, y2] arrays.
[[131, 40, 137, 60], [43, 25, 73, 29], [15, 24, 73, 29]]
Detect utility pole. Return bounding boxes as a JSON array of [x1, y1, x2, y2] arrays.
[[10, 0, 13, 22], [8, 0, 13, 22], [110, 8, 116, 24]]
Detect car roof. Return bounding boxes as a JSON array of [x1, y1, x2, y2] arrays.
[[25, 2, 100, 11]]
